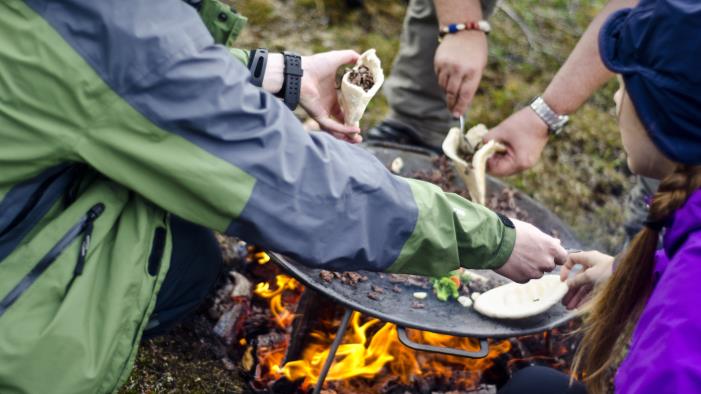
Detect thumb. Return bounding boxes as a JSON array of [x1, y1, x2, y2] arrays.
[[484, 126, 521, 177], [486, 150, 520, 177], [329, 50, 360, 66], [567, 271, 592, 289]]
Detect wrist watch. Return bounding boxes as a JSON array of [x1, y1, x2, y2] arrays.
[[529, 96, 569, 135], [276, 51, 303, 111], [247, 48, 268, 88]]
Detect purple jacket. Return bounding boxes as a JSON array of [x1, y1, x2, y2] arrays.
[[615, 188, 701, 393]]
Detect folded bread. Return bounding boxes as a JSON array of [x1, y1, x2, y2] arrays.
[[340, 49, 384, 128], [442, 124, 506, 205]]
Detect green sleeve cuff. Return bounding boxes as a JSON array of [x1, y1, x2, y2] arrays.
[[474, 217, 515, 270], [229, 48, 249, 65], [386, 179, 516, 277]]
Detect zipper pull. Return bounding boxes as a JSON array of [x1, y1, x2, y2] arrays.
[[73, 203, 104, 276]]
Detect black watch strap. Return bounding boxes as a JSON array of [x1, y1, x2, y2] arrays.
[[277, 51, 303, 111], [247, 48, 268, 88]]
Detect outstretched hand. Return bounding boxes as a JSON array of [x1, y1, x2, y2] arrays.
[[484, 107, 550, 176], [434, 31, 488, 118], [560, 250, 614, 310], [495, 218, 568, 283], [300, 50, 362, 143]]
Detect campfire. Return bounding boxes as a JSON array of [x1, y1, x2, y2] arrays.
[[210, 244, 581, 394]]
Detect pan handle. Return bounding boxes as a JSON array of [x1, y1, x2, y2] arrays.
[[396, 326, 489, 359]]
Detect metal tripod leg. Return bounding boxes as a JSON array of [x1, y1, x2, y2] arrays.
[[312, 308, 353, 394]]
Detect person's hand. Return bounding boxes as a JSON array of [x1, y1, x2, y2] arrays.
[[560, 250, 614, 310], [300, 50, 363, 143], [484, 107, 549, 176], [495, 218, 568, 283], [434, 31, 488, 118]]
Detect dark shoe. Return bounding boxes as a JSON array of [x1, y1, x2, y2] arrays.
[[366, 119, 441, 153]]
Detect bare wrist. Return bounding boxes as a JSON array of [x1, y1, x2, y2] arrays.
[[524, 106, 550, 138], [262, 53, 284, 94]]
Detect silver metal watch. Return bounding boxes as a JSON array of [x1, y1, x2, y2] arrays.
[[529, 96, 569, 135]]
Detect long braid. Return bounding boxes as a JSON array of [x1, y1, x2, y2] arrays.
[[572, 165, 701, 394]]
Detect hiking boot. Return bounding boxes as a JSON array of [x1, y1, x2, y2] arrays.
[[366, 119, 441, 153]]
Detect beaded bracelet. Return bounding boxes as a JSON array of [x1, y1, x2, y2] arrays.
[[438, 20, 491, 38]]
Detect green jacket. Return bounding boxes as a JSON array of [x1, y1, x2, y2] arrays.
[[0, 0, 514, 392]]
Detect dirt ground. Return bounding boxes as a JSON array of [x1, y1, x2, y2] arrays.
[[123, 0, 632, 392]]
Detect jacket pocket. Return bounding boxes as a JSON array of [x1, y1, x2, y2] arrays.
[[147, 226, 167, 276], [0, 203, 104, 318]]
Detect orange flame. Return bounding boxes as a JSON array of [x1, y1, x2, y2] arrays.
[[245, 247, 271, 265], [254, 252, 270, 265], [254, 274, 301, 329], [276, 312, 396, 385], [263, 311, 510, 390], [251, 275, 513, 391]]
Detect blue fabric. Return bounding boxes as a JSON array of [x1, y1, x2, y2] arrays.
[[27, 0, 419, 272], [599, 0, 701, 165], [0, 165, 75, 261]]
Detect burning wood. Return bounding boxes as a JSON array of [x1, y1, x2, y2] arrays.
[[210, 271, 252, 345]]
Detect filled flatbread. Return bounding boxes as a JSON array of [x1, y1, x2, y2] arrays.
[[340, 49, 384, 128], [473, 275, 568, 319]]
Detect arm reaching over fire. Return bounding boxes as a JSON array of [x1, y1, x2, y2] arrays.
[[28, 0, 563, 281]]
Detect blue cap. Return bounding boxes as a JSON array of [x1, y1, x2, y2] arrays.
[[599, 0, 701, 165]]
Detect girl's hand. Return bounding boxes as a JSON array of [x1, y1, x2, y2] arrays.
[[560, 250, 614, 310], [300, 50, 362, 143]]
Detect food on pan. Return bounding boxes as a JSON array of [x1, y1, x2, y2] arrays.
[[431, 276, 460, 302], [473, 275, 568, 319], [413, 292, 428, 300], [457, 295, 473, 308]]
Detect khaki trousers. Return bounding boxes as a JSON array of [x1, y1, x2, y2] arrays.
[[384, 0, 497, 148]]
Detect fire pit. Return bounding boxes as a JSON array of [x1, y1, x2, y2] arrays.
[[244, 142, 584, 393]]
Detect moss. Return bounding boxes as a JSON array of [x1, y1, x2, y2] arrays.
[[236, 0, 278, 26], [121, 315, 248, 393]]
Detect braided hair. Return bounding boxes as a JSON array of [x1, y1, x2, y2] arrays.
[[572, 164, 701, 394]]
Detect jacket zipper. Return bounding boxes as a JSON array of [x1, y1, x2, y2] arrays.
[[0, 203, 104, 318]]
